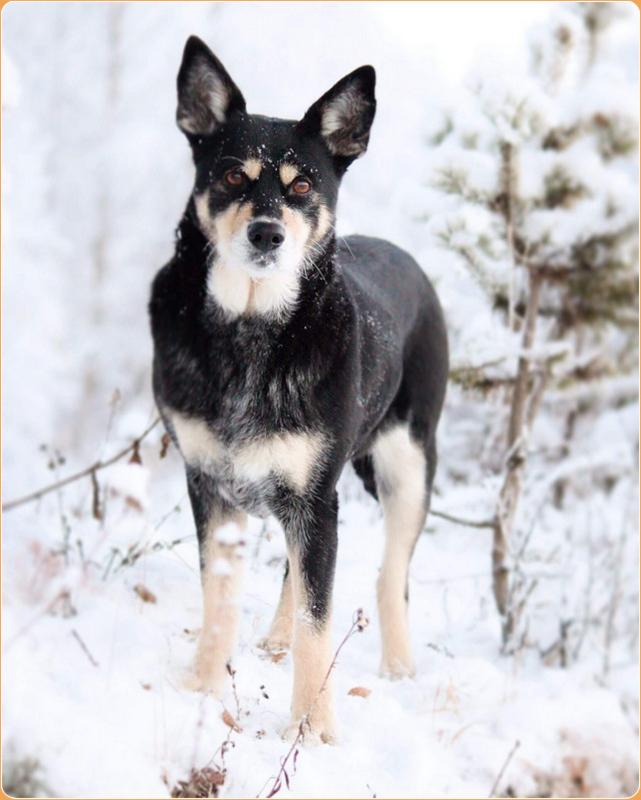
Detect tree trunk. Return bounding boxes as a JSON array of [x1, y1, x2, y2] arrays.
[[493, 269, 543, 643]]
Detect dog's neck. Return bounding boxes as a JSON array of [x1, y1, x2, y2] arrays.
[[177, 206, 336, 324]]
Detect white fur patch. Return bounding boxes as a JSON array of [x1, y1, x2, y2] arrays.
[[207, 262, 302, 320], [170, 411, 325, 493], [208, 260, 253, 317]]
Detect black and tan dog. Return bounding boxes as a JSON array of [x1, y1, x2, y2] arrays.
[[149, 36, 448, 743]]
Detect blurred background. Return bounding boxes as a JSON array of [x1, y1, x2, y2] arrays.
[[2, 3, 639, 798]]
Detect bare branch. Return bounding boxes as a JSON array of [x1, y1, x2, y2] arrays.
[[71, 629, 99, 668], [488, 739, 520, 798], [430, 508, 495, 530], [2, 418, 161, 513]]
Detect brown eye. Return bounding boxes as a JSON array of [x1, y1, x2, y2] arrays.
[[224, 168, 245, 187], [292, 177, 312, 195]]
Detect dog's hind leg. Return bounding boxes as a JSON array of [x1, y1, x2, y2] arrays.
[[260, 561, 294, 652], [186, 468, 247, 695], [372, 423, 429, 678]]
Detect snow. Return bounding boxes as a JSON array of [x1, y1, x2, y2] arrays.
[[2, 2, 638, 798]]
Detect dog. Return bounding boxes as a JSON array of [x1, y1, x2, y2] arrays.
[[149, 36, 448, 743]]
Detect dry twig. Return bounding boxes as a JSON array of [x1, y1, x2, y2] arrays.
[[488, 739, 520, 797], [258, 609, 369, 798], [2, 418, 160, 512], [71, 628, 99, 668]]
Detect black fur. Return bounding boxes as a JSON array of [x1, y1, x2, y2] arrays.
[[149, 38, 448, 638]]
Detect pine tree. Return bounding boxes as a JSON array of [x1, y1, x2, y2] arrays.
[[430, 2, 638, 650]]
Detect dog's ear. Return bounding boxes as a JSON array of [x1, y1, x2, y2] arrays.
[[298, 66, 376, 163], [176, 36, 246, 137]]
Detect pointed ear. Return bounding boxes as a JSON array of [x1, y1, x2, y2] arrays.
[[298, 66, 376, 161], [176, 36, 246, 137]]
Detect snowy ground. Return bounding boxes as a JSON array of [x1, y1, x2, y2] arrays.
[[2, 2, 639, 798], [3, 431, 638, 798]]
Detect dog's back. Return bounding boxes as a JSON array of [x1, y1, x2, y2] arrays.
[[338, 234, 448, 451]]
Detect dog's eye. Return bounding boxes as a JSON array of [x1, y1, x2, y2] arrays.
[[291, 177, 312, 195], [224, 168, 246, 187]]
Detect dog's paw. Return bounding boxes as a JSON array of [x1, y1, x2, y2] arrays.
[[257, 636, 291, 655], [183, 662, 226, 696], [283, 713, 337, 746], [379, 657, 416, 680]]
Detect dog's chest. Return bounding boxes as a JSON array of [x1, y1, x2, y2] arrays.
[[169, 410, 324, 514]]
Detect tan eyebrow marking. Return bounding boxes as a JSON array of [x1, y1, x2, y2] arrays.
[[279, 162, 300, 186], [243, 158, 262, 180]]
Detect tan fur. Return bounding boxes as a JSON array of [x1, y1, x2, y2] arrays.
[[191, 511, 247, 694], [214, 199, 254, 242], [243, 157, 262, 180], [194, 190, 216, 238], [287, 554, 336, 743], [278, 162, 300, 186], [261, 567, 294, 651], [195, 192, 254, 244], [171, 412, 224, 466], [371, 424, 427, 678], [170, 412, 325, 494], [282, 205, 312, 244], [313, 205, 333, 243], [233, 431, 325, 493]]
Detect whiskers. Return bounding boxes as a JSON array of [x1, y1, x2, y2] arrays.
[[220, 155, 246, 166], [302, 239, 331, 286]]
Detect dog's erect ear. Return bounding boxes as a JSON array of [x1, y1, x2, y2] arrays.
[[176, 36, 246, 137], [298, 66, 376, 161]]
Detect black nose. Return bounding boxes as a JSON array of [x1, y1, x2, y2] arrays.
[[247, 221, 285, 253]]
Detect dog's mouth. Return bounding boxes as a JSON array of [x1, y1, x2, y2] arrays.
[[248, 250, 279, 271]]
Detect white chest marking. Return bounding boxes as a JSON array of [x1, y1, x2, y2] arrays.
[[170, 412, 325, 493], [207, 262, 300, 320]]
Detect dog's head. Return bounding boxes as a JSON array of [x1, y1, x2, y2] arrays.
[[177, 36, 376, 282]]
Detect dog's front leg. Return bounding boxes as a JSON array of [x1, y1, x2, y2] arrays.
[[186, 469, 247, 696], [281, 494, 338, 744]]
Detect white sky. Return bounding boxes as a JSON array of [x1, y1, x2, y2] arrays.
[[372, 1, 556, 81]]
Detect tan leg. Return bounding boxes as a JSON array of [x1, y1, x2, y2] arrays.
[[372, 425, 428, 678], [260, 563, 294, 652], [191, 509, 247, 695], [286, 549, 336, 744]]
